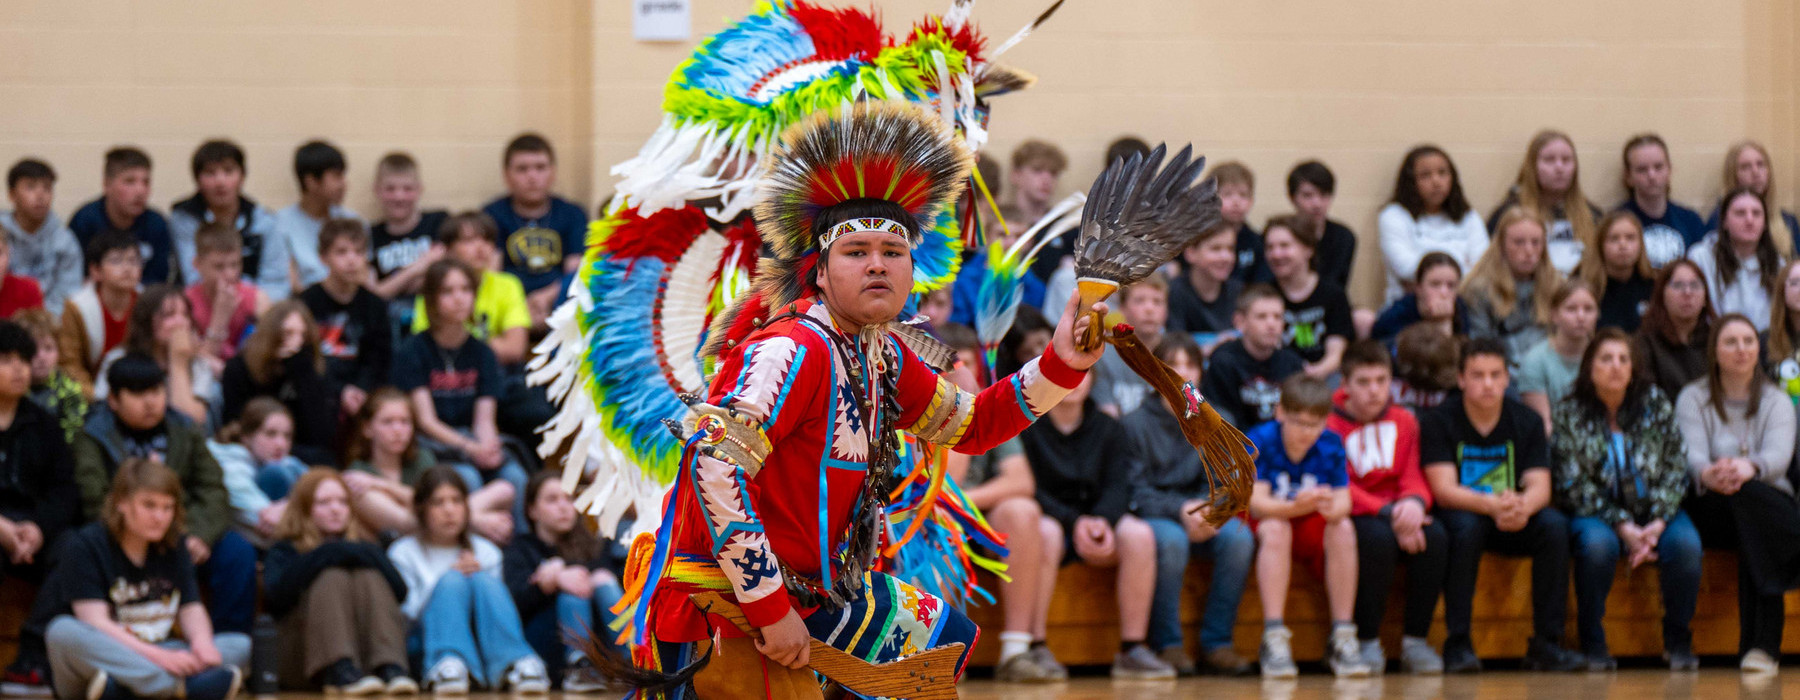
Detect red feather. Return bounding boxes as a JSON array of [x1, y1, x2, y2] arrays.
[[910, 17, 985, 60], [788, 1, 886, 62], [602, 206, 709, 262], [805, 156, 936, 215]]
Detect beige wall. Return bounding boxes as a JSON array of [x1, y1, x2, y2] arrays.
[[2, 1, 1795, 305]]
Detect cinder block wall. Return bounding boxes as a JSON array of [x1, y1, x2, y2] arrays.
[[2, 0, 1794, 307]]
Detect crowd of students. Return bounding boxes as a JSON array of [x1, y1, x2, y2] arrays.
[[944, 132, 1800, 683], [0, 124, 1798, 699], [0, 135, 625, 699]]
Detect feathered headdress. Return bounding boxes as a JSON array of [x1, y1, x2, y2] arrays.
[[702, 101, 974, 360]]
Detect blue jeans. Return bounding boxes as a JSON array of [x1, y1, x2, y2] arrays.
[[203, 531, 257, 634], [1569, 511, 1701, 654], [525, 582, 627, 675], [452, 461, 530, 535], [415, 571, 541, 688], [1146, 516, 1254, 652]]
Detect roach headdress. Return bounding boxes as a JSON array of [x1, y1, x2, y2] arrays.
[[703, 101, 974, 360]]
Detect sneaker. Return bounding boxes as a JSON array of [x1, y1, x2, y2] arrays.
[[3, 665, 53, 698], [1202, 646, 1253, 677], [1111, 644, 1177, 680], [1028, 646, 1069, 681], [183, 666, 243, 700], [1399, 636, 1443, 675], [1156, 647, 1197, 677], [560, 657, 606, 693], [424, 657, 469, 696], [1441, 636, 1481, 674], [1521, 637, 1584, 672], [374, 664, 418, 695], [1584, 650, 1617, 673], [1328, 627, 1373, 678], [1260, 626, 1298, 680], [1665, 645, 1699, 672], [994, 651, 1059, 683], [1742, 649, 1779, 674], [1358, 640, 1386, 675], [83, 672, 128, 700], [504, 657, 550, 695], [321, 659, 383, 696]]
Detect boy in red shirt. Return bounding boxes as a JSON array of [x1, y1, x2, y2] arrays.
[[1326, 339, 1445, 674], [0, 235, 44, 318]]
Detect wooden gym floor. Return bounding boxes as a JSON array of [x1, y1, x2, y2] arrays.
[[261, 670, 1800, 699]]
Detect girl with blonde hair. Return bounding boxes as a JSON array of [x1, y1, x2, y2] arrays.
[[1463, 206, 1561, 362], [1487, 130, 1604, 275]]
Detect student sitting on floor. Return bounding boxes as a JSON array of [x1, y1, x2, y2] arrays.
[[503, 472, 621, 693]]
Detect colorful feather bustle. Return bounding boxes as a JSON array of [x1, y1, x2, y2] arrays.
[[880, 435, 1011, 610]]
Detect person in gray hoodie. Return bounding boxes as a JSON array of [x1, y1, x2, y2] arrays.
[[3, 159, 82, 317]]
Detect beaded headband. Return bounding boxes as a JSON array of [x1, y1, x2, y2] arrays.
[[821, 217, 912, 250]]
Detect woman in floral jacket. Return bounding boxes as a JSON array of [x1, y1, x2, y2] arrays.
[[1551, 327, 1699, 671]]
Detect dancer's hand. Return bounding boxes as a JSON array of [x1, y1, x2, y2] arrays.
[[1050, 292, 1107, 371], [756, 609, 811, 669]]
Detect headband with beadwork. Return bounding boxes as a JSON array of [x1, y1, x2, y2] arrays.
[[822, 217, 912, 250]]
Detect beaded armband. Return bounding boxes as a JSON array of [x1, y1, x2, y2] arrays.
[[674, 394, 773, 478]]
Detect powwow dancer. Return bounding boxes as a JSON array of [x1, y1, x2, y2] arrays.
[[594, 101, 1106, 699]]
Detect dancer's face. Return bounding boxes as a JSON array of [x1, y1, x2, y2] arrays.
[[817, 232, 913, 331]]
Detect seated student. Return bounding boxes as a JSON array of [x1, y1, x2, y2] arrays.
[[1768, 259, 1800, 401], [300, 219, 392, 417], [1677, 314, 1800, 674], [1092, 276, 1165, 417], [264, 469, 414, 694], [388, 466, 548, 694], [69, 147, 179, 286], [169, 140, 287, 300], [395, 259, 525, 542], [13, 308, 88, 444], [1327, 340, 1446, 675], [1635, 259, 1715, 399], [370, 153, 448, 335], [1422, 338, 1582, 673], [1371, 252, 1468, 345], [1578, 212, 1656, 333], [72, 355, 258, 636], [219, 302, 338, 466], [1378, 145, 1487, 303], [1488, 130, 1604, 276], [41, 459, 248, 700], [1286, 161, 1357, 291], [4, 158, 83, 316], [0, 235, 43, 319], [933, 323, 1067, 682], [1187, 162, 1261, 286], [93, 286, 216, 428], [1265, 215, 1353, 379], [1517, 279, 1599, 434], [1247, 375, 1367, 679], [59, 231, 142, 394], [1618, 134, 1706, 268], [410, 214, 532, 389], [0, 321, 80, 691], [1462, 207, 1558, 363], [997, 140, 1072, 283], [1040, 139, 1149, 315], [1392, 323, 1459, 413], [482, 135, 587, 331], [185, 222, 270, 361], [1167, 220, 1243, 356], [343, 388, 516, 542], [1022, 374, 1174, 680], [1201, 284, 1306, 429], [994, 306, 1053, 380], [1552, 328, 1699, 671], [207, 398, 307, 537], [1127, 334, 1254, 677], [504, 472, 621, 692], [1706, 141, 1800, 254], [275, 140, 361, 295], [1689, 188, 1780, 330]]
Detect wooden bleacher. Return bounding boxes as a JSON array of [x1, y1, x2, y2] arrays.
[[965, 552, 1800, 666]]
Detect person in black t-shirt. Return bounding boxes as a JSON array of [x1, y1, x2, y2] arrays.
[[1200, 285, 1306, 429], [41, 459, 247, 700], [369, 153, 447, 337], [1265, 216, 1354, 378], [300, 220, 392, 416], [1286, 161, 1357, 291], [0, 321, 80, 691], [482, 135, 587, 332], [1206, 161, 1265, 284], [1167, 220, 1243, 356], [1420, 338, 1581, 673], [1579, 212, 1655, 333], [219, 301, 338, 467]]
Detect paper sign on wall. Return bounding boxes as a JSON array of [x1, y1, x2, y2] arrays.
[[634, 0, 691, 41]]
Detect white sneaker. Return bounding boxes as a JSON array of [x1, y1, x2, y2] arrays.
[[1260, 626, 1297, 679], [1742, 649, 1780, 674], [1329, 627, 1373, 678], [505, 657, 550, 695], [425, 658, 469, 696]]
